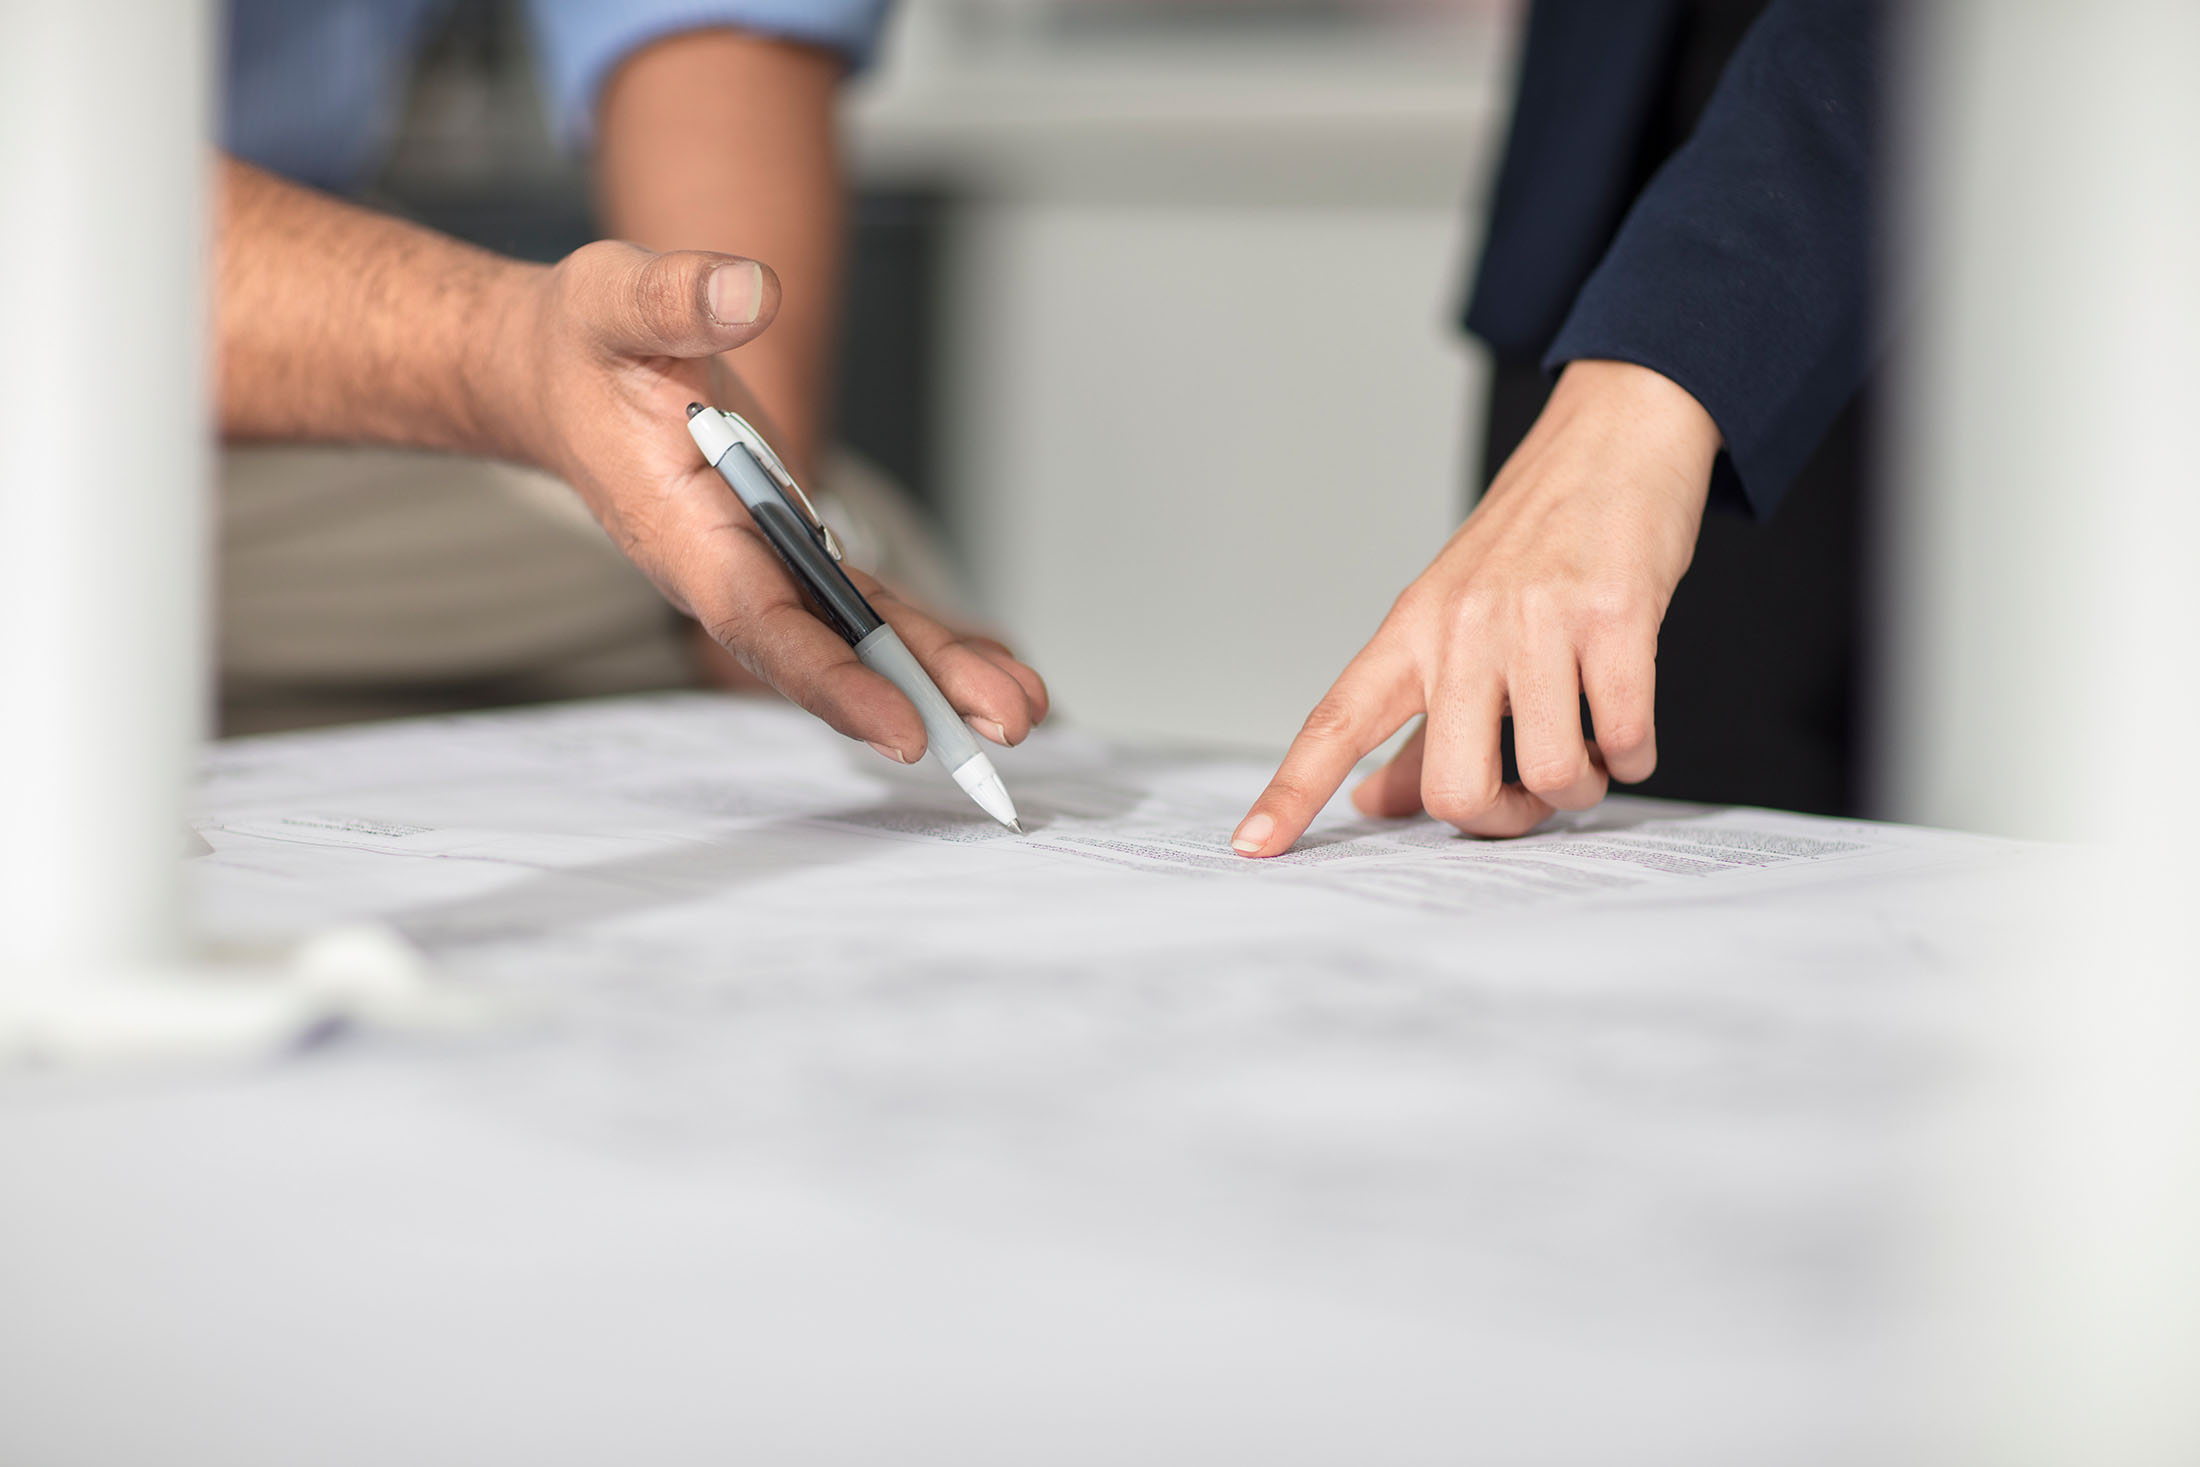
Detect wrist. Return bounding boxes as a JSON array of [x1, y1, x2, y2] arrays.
[[1545, 359, 1724, 489], [464, 257, 556, 468]]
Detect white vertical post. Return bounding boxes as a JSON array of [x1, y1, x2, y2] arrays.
[[1889, 3, 2200, 1463], [0, 2, 212, 977]]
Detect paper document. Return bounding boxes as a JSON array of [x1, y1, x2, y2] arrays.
[[192, 691, 1979, 945]]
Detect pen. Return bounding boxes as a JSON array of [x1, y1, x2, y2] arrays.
[[685, 403, 1022, 833]]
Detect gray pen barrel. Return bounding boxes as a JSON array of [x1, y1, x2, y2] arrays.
[[855, 625, 980, 774]]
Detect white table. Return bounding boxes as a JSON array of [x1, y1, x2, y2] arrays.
[[0, 695, 2045, 1466]]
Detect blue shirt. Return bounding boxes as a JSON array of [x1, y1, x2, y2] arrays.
[[223, 0, 889, 192]]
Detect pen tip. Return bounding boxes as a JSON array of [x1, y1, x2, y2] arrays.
[[686, 402, 707, 419], [1009, 820, 1024, 835]]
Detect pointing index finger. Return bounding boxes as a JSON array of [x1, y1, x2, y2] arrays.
[[1232, 653, 1414, 858]]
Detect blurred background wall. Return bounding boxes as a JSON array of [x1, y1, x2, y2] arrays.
[[369, 0, 1518, 752]]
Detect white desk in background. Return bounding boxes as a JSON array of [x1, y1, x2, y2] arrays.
[[842, 7, 1512, 751], [0, 694, 2049, 1466]]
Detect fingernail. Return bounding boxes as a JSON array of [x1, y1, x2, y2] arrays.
[[967, 716, 1009, 746], [1230, 813, 1274, 855], [866, 741, 908, 764], [708, 261, 763, 325]]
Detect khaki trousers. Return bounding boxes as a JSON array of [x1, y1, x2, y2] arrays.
[[219, 445, 969, 735]]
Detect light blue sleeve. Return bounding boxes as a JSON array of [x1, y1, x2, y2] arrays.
[[526, 0, 891, 148]]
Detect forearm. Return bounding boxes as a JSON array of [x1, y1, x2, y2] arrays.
[[594, 30, 847, 479], [215, 156, 539, 461]]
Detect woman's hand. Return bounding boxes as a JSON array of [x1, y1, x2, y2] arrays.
[[1230, 360, 1721, 856]]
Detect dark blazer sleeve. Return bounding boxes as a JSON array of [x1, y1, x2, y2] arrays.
[[1462, 0, 1688, 360], [1543, 0, 1883, 517]]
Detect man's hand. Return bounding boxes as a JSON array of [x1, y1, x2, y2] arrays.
[[1229, 360, 1721, 857], [498, 240, 1048, 761], [214, 159, 1046, 763]]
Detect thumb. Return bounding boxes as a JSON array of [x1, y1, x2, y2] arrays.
[[578, 241, 782, 359]]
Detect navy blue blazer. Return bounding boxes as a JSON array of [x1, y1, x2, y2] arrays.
[[1464, 0, 1883, 517]]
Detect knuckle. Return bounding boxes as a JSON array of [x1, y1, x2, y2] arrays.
[[634, 256, 695, 331], [1595, 717, 1653, 756], [1578, 581, 1650, 634], [1518, 754, 1586, 796], [1422, 779, 1497, 827], [569, 238, 626, 269], [557, 239, 627, 303], [737, 601, 819, 675], [1387, 580, 1430, 620], [608, 510, 666, 567], [752, 599, 818, 649], [1445, 586, 1501, 638], [558, 238, 614, 278], [698, 610, 751, 654], [1388, 580, 1445, 630], [1481, 807, 1547, 839], [1605, 743, 1658, 782], [1297, 694, 1361, 747]]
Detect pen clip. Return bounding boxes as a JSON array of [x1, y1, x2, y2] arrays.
[[717, 409, 843, 562]]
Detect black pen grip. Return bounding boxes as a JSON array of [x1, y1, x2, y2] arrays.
[[741, 498, 884, 647]]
